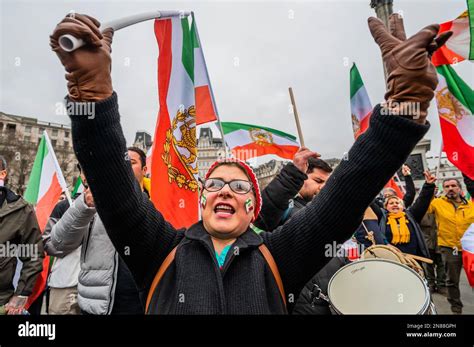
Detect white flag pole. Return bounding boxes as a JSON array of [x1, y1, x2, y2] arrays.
[[59, 10, 192, 52]]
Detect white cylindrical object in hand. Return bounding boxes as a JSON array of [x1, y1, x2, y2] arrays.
[[59, 34, 85, 52], [57, 10, 190, 52]]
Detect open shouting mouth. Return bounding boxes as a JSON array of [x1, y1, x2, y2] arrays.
[[214, 203, 236, 218]]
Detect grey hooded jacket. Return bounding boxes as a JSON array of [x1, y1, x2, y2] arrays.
[[46, 193, 119, 314]]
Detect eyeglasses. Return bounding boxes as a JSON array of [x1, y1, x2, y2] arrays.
[[203, 178, 253, 194]]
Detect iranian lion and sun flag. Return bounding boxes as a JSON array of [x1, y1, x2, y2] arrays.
[[432, 3, 474, 181], [149, 13, 300, 229], [433, 1, 474, 287]]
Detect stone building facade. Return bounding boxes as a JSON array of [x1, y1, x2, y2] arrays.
[[0, 112, 77, 195]]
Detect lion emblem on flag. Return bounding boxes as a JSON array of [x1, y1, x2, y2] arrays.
[[249, 128, 273, 146], [162, 105, 198, 192], [436, 86, 468, 126]]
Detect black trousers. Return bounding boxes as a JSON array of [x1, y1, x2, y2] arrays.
[[423, 249, 446, 288], [440, 246, 463, 309]]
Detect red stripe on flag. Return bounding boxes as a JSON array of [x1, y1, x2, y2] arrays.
[[432, 20, 464, 66], [35, 174, 63, 231], [462, 250, 474, 287], [155, 19, 173, 114], [354, 111, 372, 139], [440, 117, 474, 180], [347, 247, 359, 261], [195, 85, 217, 125], [231, 143, 299, 161], [26, 174, 62, 309], [25, 256, 50, 310]]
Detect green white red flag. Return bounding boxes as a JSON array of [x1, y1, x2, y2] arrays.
[[432, 2, 474, 67], [72, 176, 85, 196], [23, 131, 69, 309], [435, 65, 474, 179], [350, 63, 372, 139], [221, 122, 299, 161], [191, 13, 218, 125], [150, 16, 199, 229], [349, 63, 403, 197], [24, 131, 69, 229]]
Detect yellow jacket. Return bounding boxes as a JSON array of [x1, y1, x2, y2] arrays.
[[143, 177, 151, 197], [428, 196, 474, 250]]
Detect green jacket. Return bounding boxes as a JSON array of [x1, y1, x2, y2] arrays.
[[0, 187, 44, 305]]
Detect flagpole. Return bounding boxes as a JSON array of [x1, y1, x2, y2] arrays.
[[59, 10, 192, 52], [435, 140, 443, 179], [288, 87, 305, 147], [191, 12, 229, 158]]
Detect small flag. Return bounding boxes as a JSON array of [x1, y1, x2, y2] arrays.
[[384, 175, 404, 199], [72, 176, 84, 196], [221, 122, 299, 161], [23, 131, 69, 309], [24, 131, 69, 229], [349, 63, 402, 196], [350, 63, 372, 139]]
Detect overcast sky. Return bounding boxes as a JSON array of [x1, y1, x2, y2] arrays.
[[1, 0, 471, 165]]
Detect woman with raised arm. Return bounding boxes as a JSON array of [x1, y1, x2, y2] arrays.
[[49, 13, 450, 314]]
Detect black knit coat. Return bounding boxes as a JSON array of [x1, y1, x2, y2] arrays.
[[68, 93, 429, 314]]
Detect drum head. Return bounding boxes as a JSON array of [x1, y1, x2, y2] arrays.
[[327, 259, 429, 314]]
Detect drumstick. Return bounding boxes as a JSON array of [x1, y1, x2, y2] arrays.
[[404, 253, 434, 264]]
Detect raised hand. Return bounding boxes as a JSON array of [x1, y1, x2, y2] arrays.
[[50, 13, 114, 101], [402, 164, 411, 176], [293, 147, 320, 174], [368, 13, 452, 124], [424, 170, 437, 184]]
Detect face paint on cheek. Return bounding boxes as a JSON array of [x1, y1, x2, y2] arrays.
[[200, 194, 207, 208], [245, 198, 254, 214]]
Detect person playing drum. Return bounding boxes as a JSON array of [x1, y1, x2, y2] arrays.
[[372, 170, 437, 258]]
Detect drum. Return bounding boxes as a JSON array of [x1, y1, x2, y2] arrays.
[[361, 245, 425, 278], [327, 259, 431, 314]]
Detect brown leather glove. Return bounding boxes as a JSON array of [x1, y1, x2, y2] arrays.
[[368, 14, 452, 124], [50, 14, 114, 102]]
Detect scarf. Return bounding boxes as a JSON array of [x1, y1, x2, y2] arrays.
[[387, 211, 410, 244]]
